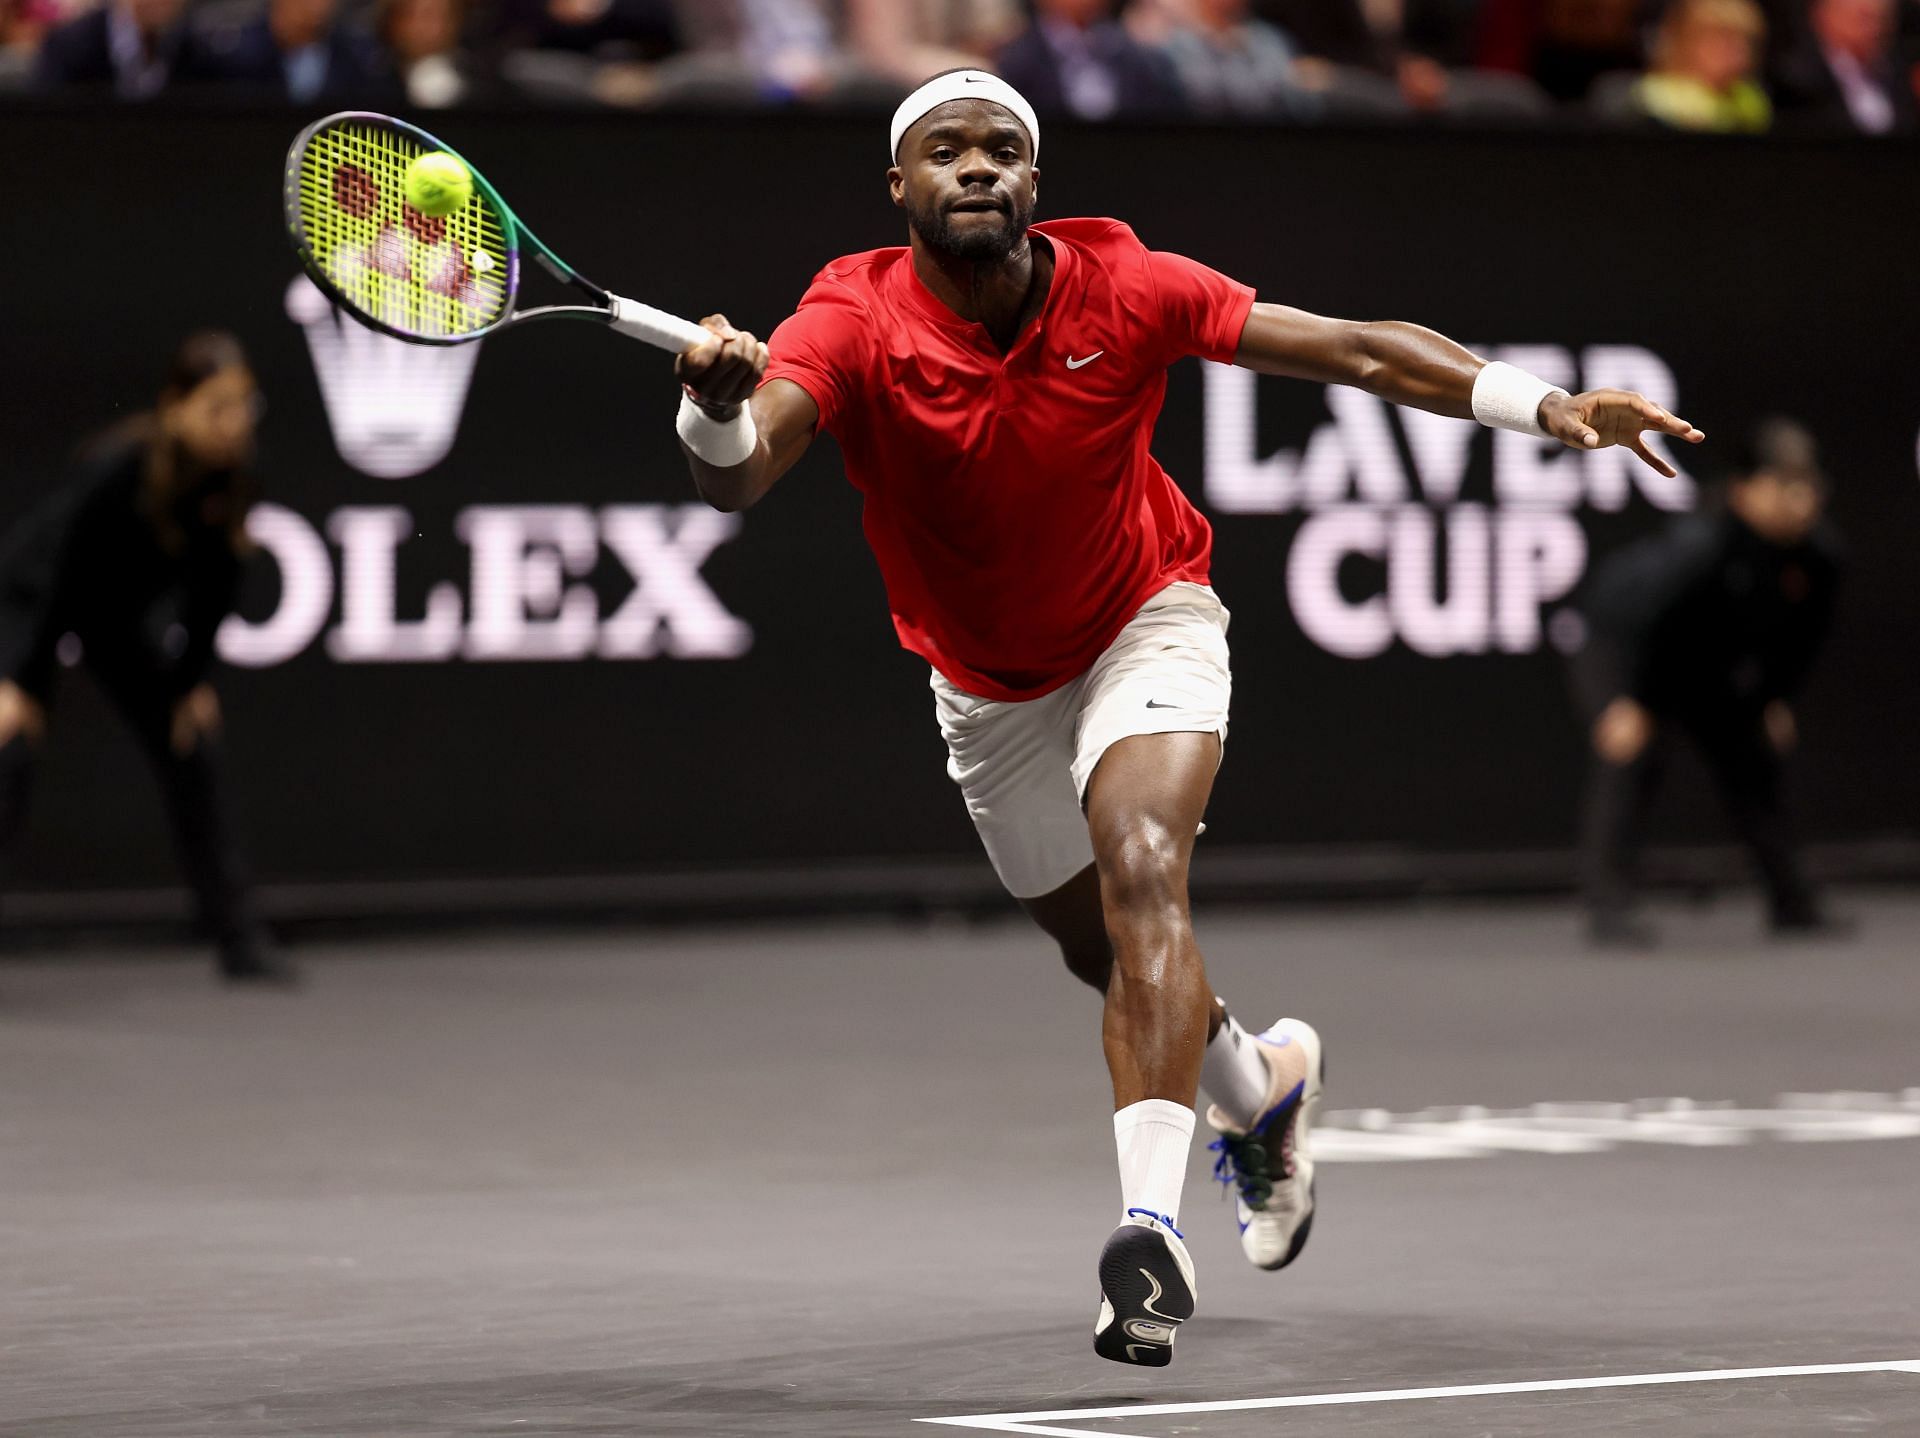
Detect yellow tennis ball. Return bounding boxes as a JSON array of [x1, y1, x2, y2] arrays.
[[405, 151, 472, 218]]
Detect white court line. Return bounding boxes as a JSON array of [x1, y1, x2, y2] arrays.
[[920, 1359, 1920, 1436]]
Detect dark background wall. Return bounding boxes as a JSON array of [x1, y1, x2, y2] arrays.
[[3, 107, 1917, 905]]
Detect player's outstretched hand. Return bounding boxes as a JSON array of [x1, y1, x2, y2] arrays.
[[676, 314, 769, 412], [1540, 390, 1705, 478]]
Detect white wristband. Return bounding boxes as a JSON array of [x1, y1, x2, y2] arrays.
[[676, 390, 758, 467], [1471, 361, 1567, 440]]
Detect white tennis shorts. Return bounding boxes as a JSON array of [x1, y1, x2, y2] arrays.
[[930, 581, 1232, 900]]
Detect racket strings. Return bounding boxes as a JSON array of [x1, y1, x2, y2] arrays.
[[296, 120, 511, 339]]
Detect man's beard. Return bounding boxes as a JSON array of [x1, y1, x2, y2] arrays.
[[908, 192, 1035, 263]]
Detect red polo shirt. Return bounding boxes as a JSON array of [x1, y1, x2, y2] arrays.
[[761, 217, 1255, 701]]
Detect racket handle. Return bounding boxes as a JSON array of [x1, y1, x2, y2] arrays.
[[607, 294, 715, 353]]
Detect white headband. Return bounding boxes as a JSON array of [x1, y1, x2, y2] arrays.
[[889, 71, 1040, 165]]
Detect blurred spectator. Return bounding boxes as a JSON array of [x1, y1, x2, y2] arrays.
[[1119, 0, 1187, 48], [1374, 0, 1550, 115], [1250, 0, 1381, 67], [0, 0, 55, 90], [735, 0, 838, 97], [1389, 0, 1465, 111], [1618, 0, 1771, 132], [844, 0, 1022, 89], [615, 0, 875, 109], [1397, 0, 1482, 67], [1160, 0, 1317, 119], [677, 0, 839, 101], [1251, 0, 1545, 119], [1568, 419, 1844, 949], [1476, 0, 1647, 103], [377, 0, 478, 105], [0, 332, 292, 985], [13, 0, 1919, 129], [995, 0, 1185, 119], [1250, 0, 1483, 68], [1773, 0, 1917, 133], [32, 0, 187, 97], [493, 0, 675, 63], [487, 0, 675, 105], [182, 0, 391, 101]]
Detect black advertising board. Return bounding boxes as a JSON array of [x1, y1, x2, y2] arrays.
[[3, 108, 1916, 902]]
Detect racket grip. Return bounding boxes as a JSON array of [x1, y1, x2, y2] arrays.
[[607, 294, 715, 353]]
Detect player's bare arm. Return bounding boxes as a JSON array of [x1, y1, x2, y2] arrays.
[[1233, 304, 1706, 477], [674, 316, 813, 512]]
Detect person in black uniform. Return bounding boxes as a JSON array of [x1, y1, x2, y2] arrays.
[[0, 331, 294, 983], [1570, 417, 1843, 948]]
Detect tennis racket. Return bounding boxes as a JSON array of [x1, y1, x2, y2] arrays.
[[283, 111, 711, 353]]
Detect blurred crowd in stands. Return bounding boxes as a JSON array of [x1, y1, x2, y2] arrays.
[[2, 0, 1915, 134]]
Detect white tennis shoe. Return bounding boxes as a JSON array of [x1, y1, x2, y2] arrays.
[[1093, 1210, 1196, 1367], [1205, 1017, 1325, 1271]]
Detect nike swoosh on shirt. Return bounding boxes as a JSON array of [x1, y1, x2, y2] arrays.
[[1145, 700, 1179, 709], [1066, 351, 1104, 370]]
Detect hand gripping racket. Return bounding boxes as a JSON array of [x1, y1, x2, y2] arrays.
[[284, 111, 711, 352]]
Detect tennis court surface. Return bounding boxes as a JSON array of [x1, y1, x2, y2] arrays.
[[4, 893, 1915, 1437]]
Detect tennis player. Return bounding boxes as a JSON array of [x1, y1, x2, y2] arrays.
[[673, 71, 1704, 1367]]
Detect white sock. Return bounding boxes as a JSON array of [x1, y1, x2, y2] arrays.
[[1200, 1010, 1272, 1130], [1113, 1099, 1196, 1230]]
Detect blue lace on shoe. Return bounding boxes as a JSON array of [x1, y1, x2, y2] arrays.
[[1125, 1207, 1184, 1240], [1209, 1081, 1304, 1209], [1208, 1132, 1275, 1208]]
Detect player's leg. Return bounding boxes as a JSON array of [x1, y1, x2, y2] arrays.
[[1070, 585, 1322, 1366], [926, 593, 1319, 1369], [1073, 730, 1211, 1366], [1074, 584, 1321, 1239], [1082, 726, 1320, 1265], [1084, 730, 1219, 1109], [929, 667, 1215, 1364], [1018, 863, 1117, 995], [932, 649, 1209, 1016], [1020, 862, 1298, 1163]]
